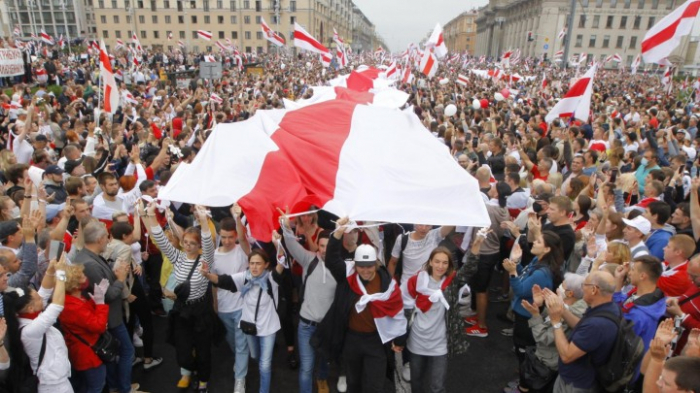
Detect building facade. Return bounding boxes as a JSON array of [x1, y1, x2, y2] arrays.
[[475, 0, 689, 67], [351, 3, 372, 53], [444, 9, 478, 54], [3, 0, 97, 41], [90, 0, 355, 53]]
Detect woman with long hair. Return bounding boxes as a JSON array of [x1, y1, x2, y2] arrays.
[[140, 203, 215, 392], [502, 230, 564, 392], [572, 195, 591, 231], [200, 249, 283, 393]]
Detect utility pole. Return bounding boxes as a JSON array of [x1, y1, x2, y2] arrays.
[[562, 0, 576, 69], [61, 0, 72, 55]]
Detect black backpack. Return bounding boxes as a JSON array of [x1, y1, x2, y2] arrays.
[[592, 309, 645, 392], [299, 257, 319, 306], [394, 232, 412, 284]]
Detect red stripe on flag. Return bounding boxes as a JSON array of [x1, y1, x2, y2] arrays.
[[333, 86, 375, 105], [422, 54, 435, 75], [642, 0, 700, 53], [347, 71, 375, 92], [104, 84, 113, 113], [294, 30, 328, 53], [564, 77, 591, 97], [237, 101, 358, 240]]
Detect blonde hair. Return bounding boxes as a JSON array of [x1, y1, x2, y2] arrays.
[[606, 241, 631, 265], [0, 150, 15, 172], [65, 264, 86, 293]]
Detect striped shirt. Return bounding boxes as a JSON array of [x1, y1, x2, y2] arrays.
[[150, 226, 215, 300]]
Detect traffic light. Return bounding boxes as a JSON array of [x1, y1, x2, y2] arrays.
[[527, 31, 534, 42]]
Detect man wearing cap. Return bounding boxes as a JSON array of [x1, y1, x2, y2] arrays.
[[313, 217, 406, 393], [622, 216, 651, 258], [42, 165, 68, 205], [0, 218, 38, 289]]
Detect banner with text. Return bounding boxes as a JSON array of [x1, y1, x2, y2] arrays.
[[0, 49, 24, 77]]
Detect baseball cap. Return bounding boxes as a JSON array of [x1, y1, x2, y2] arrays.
[[0, 221, 20, 242], [64, 156, 84, 175], [44, 165, 64, 175], [354, 244, 377, 267], [622, 216, 651, 236]]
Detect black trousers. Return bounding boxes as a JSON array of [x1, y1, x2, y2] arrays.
[[171, 304, 213, 382], [343, 331, 387, 393], [144, 252, 164, 310], [125, 278, 155, 359]]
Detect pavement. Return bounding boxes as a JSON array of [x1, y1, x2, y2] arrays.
[[133, 291, 518, 393]]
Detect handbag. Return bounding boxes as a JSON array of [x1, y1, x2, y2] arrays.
[[173, 255, 200, 303], [520, 346, 557, 390], [63, 325, 121, 364], [239, 288, 263, 336]]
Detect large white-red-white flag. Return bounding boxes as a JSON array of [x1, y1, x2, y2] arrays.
[[642, 0, 700, 64], [131, 33, 143, 52], [401, 66, 414, 84], [321, 52, 332, 67], [456, 74, 469, 86], [293, 22, 328, 55], [99, 40, 120, 114], [336, 45, 348, 67], [426, 23, 448, 59], [197, 30, 212, 41], [420, 50, 438, 78], [261, 17, 286, 47], [545, 64, 597, 123], [159, 99, 490, 242], [40, 29, 55, 45]]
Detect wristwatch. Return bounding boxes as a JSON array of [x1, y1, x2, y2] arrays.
[[55, 270, 67, 282], [552, 322, 563, 329]]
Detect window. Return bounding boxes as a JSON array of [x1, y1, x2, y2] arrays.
[[150, 0, 155, 10], [192, 15, 197, 23], [154, 31, 159, 38], [627, 55, 633, 64], [245, 31, 251, 39], [579, 15, 586, 28], [575, 34, 583, 47], [128, 30, 133, 37], [203, 0, 208, 10], [638, 0, 644, 7], [616, 35, 623, 48], [243, 0, 249, 8], [666, 0, 673, 9], [192, 31, 198, 38], [217, 0, 221, 7], [619, 15, 627, 28], [139, 15, 145, 23], [648, 16, 656, 29], [606, 15, 614, 28], [244, 15, 250, 24], [245, 46, 251, 52], [204, 15, 210, 23], [272, 15, 277, 23], [581, 0, 589, 6], [630, 36, 637, 48], [190, 0, 196, 7], [602, 35, 610, 47], [177, 0, 183, 10], [127, 15, 131, 23], [111, 0, 116, 7], [231, 15, 237, 23], [115, 30, 122, 38], [164, 0, 169, 7], [589, 34, 596, 47], [290, 16, 296, 24], [255, 0, 260, 11], [290, 0, 295, 11], [232, 31, 238, 39], [168, 45, 173, 51], [178, 15, 184, 23], [103, 30, 109, 38], [624, 0, 631, 7], [151, 15, 158, 23], [610, 0, 617, 6], [592, 15, 600, 28], [113, 15, 119, 23], [166, 30, 172, 38], [137, 0, 143, 7], [100, 15, 106, 23], [141, 30, 146, 38], [257, 46, 263, 53], [652, 0, 658, 8], [219, 31, 224, 38], [179, 31, 185, 38], [255, 15, 261, 23], [218, 16, 224, 23], [125, 0, 130, 8], [596, 0, 603, 7], [230, 0, 235, 10], [256, 31, 262, 39], [633, 15, 641, 29], [98, 0, 103, 8], [165, 15, 171, 23]]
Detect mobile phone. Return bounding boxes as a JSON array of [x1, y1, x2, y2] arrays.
[[48, 240, 65, 261], [610, 168, 618, 183]]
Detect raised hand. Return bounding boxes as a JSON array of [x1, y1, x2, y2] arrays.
[[654, 318, 678, 345], [532, 284, 545, 307]]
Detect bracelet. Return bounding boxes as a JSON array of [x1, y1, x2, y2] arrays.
[[23, 195, 31, 199], [55, 270, 66, 282]]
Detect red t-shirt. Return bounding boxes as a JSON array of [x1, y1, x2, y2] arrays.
[[658, 261, 692, 297], [531, 165, 549, 181]]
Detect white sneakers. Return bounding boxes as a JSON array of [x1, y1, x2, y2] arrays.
[[402, 363, 411, 382], [337, 375, 347, 392], [233, 379, 246, 393]]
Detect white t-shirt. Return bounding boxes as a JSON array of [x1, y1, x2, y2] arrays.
[[13, 137, 33, 164], [212, 246, 249, 313], [391, 228, 444, 308]]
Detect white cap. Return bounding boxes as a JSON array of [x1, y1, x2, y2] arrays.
[[354, 244, 377, 266], [622, 216, 651, 236]]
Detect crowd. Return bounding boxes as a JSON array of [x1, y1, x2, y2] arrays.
[[0, 35, 699, 393]]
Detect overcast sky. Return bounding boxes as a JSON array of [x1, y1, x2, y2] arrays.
[[352, 0, 489, 52]]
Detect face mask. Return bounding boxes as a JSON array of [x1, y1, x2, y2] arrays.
[[641, 157, 649, 166], [9, 206, 20, 219]]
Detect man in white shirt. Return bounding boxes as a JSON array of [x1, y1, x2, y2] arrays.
[[622, 216, 651, 258], [212, 206, 250, 393]]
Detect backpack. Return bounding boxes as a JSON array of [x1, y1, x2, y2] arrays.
[[592, 309, 645, 392], [299, 257, 319, 305], [394, 232, 412, 284]]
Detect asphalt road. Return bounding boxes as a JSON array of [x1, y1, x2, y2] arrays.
[[132, 294, 518, 393]]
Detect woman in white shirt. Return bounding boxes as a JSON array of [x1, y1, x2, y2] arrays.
[[200, 249, 283, 393], [6, 254, 70, 392]]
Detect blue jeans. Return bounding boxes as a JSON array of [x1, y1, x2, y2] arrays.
[[73, 364, 106, 393], [106, 324, 135, 393], [298, 320, 329, 393], [218, 310, 250, 380], [248, 333, 276, 393]]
